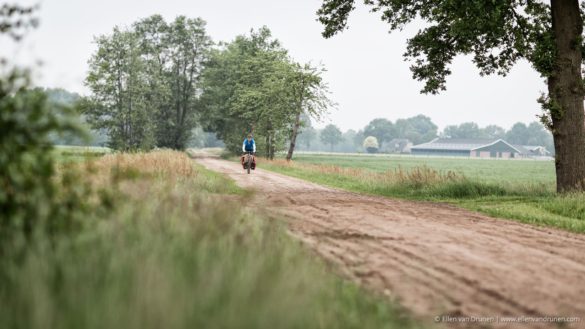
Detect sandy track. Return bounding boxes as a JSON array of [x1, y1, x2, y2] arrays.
[[195, 156, 585, 328]]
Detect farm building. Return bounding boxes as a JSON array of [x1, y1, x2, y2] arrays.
[[410, 138, 549, 158]]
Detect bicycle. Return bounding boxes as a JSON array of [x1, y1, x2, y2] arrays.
[[242, 151, 255, 174]]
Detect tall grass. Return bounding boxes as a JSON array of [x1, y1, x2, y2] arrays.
[[265, 160, 551, 199], [0, 151, 427, 329]]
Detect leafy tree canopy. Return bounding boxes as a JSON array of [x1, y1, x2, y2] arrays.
[[320, 124, 344, 150]]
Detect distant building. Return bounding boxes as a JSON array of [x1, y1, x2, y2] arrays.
[[382, 138, 413, 154], [410, 138, 550, 158]]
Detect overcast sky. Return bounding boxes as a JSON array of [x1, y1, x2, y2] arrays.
[[1, 0, 547, 131]]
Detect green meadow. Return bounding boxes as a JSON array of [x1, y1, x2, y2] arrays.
[[289, 153, 556, 185]]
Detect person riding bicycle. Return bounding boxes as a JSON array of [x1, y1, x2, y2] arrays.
[[241, 134, 256, 170]]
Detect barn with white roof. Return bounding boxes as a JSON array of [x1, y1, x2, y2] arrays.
[[410, 138, 526, 158]]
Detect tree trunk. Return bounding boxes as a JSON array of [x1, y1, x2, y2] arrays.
[[265, 134, 270, 159], [286, 72, 306, 161], [268, 130, 276, 160], [286, 111, 302, 161], [549, 0, 585, 192]]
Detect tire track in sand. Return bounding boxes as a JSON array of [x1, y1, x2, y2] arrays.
[[194, 155, 585, 328]]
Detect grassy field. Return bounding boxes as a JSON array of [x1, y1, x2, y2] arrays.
[[259, 154, 585, 234], [54, 145, 112, 162], [290, 154, 556, 186], [0, 150, 427, 329]]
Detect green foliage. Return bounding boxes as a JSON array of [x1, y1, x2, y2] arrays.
[[83, 15, 212, 151], [200, 27, 332, 158], [482, 124, 507, 139], [393, 115, 437, 145], [439, 121, 553, 151], [320, 124, 344, 150], [84, 27, 155, 151], [0, 3, 38, 40], [442, 122, 484, 139], [37, 87, 109, 146], [363, 136, 379, 153], [360, 116, 437, 149], [285, 63, 334, 159], [0, 70, 89, 239], [505, 121, 553, 151], [363, 118, 394, 147], [200, 27, 289, 156], [318, 0, 556, 94]]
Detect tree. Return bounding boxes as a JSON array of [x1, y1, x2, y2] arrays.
[[363, 118, 394, 148], [443, 122, 483, 139], [482, 125, 507, 139], [353, 129, 365, 150], [505, 121, 554, 153], [505, 122, 530, 144], [1, 5, 89, 238], [36, 87, 109, 146], [340, 129, 358, 152], [394, 115, 437, 144], [317, 0, 585, 192], [320, 124, 343, 151], [202, 28, 293, 159], [158, 17, 211, 149], [526, 121, 554, 152], [0, 3, 38, 41], [285, 63, 333, 161], [84, 27, 155, 151], [200, 27, 329, 159], [84, 15, 212, 151]]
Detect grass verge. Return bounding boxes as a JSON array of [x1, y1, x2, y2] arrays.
[[0, 150, 428, 329], [259, 159, 585, 234]]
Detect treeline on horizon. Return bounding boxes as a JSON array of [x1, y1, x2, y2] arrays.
[[41, 13, 553, 157], [294, 116, 554, 154], [46, 84, 554, 155]]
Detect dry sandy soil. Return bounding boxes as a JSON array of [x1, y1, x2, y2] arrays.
[[194, 155, 585, 329]]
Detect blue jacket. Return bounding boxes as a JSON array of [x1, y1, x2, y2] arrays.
[[243, 138, 256, 152]]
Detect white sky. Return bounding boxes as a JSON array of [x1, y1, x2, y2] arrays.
[[1, 0, 546, 131]]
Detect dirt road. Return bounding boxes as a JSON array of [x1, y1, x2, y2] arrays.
[[195, 155, 585, 328]]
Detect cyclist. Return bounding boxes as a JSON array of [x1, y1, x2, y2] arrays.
[[241, 134, 256, 170]]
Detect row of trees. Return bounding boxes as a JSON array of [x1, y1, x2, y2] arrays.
[[83, 15, 212, 151], [295, 117, 554, 153], [199, 27, 332, 160], [443, 121, 554, 151], [361, 115, 438, 147], [83, 16, 332, 160], [294, 115, 440, 153]]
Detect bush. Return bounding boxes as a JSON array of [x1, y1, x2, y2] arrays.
[[0, 70, 88, 239], [363, 136, 379, 153]]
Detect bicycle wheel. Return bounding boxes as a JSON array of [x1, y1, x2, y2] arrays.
[[247, 155, 251, 174]]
